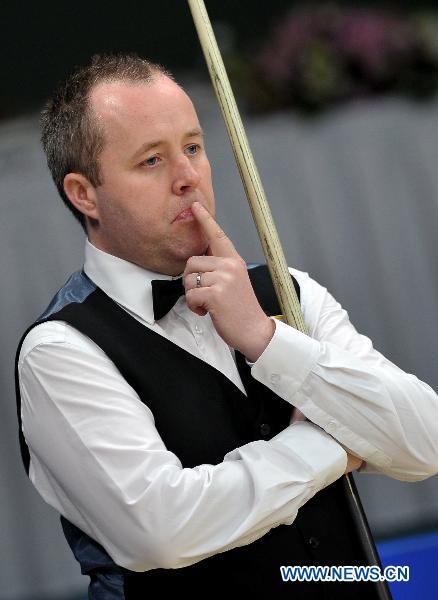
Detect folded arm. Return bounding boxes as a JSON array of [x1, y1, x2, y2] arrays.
[[251, 268, 438, 481], [19, 321, 347, 572]]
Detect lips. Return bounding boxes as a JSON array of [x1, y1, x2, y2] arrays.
[[173, 207, 194, 222]]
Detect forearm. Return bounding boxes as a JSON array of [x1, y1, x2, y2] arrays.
[[20, 325, 347, 572], [250, 275, 438, 481], [26, 413, 346, 571]]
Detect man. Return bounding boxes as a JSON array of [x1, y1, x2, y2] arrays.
[[16, 54, 438, 598]]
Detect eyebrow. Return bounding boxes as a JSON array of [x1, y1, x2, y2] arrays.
[[131, 127, 204, 161]]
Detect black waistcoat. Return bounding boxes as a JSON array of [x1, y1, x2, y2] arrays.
[[15, 265, 384, 599]]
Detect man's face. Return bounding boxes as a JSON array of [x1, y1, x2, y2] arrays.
[[88, 76, 215, 275]]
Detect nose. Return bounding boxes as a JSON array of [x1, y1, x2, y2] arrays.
[[171, 155, 201, 195]]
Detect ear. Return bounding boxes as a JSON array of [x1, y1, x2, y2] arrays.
[[63, 173, 100, 221]]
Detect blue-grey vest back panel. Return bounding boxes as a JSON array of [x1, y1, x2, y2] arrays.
[[15, 265, 383, 599]]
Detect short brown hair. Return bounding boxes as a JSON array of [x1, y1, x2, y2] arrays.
[[40, 53, 172, 230]]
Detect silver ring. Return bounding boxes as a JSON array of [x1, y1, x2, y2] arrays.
[[196, 272, 202, 288]]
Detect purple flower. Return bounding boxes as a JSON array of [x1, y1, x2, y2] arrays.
[[247, 5, 438, 113]]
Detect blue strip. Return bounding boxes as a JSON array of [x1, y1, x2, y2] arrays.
[[378, 530, 438, 558], [61, 517, 125, 599], [377, 531, 438, 600], [38, 271, 96, 321]]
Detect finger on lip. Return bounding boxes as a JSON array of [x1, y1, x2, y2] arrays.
[[191, 201, 236, 258], [191, 201, 205, 214], [191, 202, 213, 230]]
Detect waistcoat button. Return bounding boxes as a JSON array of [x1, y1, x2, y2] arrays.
[[260, 423, 271, 436], [308, 536, 320, 549]]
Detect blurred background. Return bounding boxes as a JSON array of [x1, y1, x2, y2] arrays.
[[2, 0, 438, 598]]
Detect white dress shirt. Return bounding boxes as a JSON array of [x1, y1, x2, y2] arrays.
[[18, 240, 438, 572]]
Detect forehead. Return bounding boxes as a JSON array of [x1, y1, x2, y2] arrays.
[[90, 77, 200, 141]]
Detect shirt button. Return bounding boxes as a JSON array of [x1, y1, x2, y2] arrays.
[[308, 536, 320, 549], [270, 374, 280, 385], [260, 423, 271, 436], [194, 324, 203, 335], [326, 420, 336, 434]]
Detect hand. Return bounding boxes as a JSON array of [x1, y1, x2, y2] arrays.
[[183, 202, 275, 362], [344, 452, 363, 474], [290, 407, 307, 423]]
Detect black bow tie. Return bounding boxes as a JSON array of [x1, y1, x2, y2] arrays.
[[151, 277, 185, 321]]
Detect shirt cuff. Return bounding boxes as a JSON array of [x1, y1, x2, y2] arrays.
[[250, 318, 320, 403], [272, 421, 347, 489]]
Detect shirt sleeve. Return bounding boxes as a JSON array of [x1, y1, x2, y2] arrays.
[[19, 320, 347, 572], [251, 268, 438, 482]]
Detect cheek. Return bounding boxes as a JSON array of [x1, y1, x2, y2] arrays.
[[98, 176, 154, 219], [199, 163, 214, 198], [201, 158, 212, 181]]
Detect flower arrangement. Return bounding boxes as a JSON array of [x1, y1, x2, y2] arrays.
[[232, 4, 438, 114]]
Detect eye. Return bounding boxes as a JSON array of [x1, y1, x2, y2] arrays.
[[185, 144, 200, 156], [142, 156, 160, 167]]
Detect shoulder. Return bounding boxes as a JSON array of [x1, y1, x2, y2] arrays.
[[287, 267, 344, 337], [247, 263, 334, 334], [287, 266, 328, 305], [287, 266, 311, 286], [18, 320, 106, 368], [288, 265, 338, 296]]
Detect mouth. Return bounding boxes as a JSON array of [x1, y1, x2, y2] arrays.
[[173, 207, 195, 223]]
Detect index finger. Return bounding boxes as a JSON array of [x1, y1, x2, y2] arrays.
[[191, 201, 238, 258]]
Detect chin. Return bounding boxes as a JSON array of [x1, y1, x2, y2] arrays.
[[179, 234, 209, 258], [190, 240, 209, 258]]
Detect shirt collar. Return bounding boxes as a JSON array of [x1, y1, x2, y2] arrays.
[[83, 239, 182, 325]]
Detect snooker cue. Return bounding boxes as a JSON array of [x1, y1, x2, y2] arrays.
[[187, 1, 392, 598]]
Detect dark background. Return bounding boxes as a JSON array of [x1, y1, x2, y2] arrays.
[[3, 0, 438, 117]]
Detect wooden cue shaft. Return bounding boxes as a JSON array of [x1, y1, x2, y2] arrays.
[[187, 0, 306, 334], [187, 2, 392, 597]]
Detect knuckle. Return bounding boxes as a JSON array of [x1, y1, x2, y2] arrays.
[[221, 271, 233, 284], [227, 257, 244, 273], [212, 284, 222, 299], [186, 288, 198, 303], [214, 227, 227, 241], [225, 258, 236, 271]]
